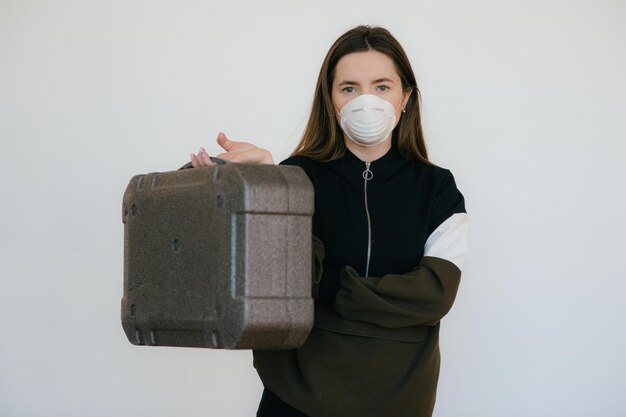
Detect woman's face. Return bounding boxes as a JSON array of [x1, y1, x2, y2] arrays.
[[331, 50, 410, 126]]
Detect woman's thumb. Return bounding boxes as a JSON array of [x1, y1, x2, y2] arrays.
[[217, 132, 235, 151]]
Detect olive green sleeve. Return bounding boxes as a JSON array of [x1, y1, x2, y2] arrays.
[[333, 257, 462, 328], [313, 234, 463, 328]]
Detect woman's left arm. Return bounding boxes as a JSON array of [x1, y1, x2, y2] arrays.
[[326, 169, 469, 328], [333, 212, 469, 328]]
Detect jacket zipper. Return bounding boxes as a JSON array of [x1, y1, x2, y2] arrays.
[[363, 162, 373, 277]]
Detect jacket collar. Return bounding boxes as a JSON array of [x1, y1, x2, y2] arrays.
[[343, 145, 401, 169], [326, 145, 404, 183]]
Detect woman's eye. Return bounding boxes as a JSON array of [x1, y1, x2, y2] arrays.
[[343, 86, 355, 93], [377, 85, 390, 92]]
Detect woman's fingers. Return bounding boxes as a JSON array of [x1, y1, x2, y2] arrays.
[[199, 147, 213, 165], [190, 148, 214, 167], [190, 153, 199, 168]]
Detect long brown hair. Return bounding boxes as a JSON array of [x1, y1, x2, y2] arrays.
[[291, 25, 429, 163]]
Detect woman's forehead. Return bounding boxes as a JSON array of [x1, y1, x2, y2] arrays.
[[334, 50, 400, 83]]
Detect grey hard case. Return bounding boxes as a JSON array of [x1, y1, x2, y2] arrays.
[[121, 163, 314, 349]]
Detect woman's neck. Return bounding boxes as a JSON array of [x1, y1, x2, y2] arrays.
[[344, 137, 392, 163]]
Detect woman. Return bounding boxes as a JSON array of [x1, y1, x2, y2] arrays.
[[191, 25, 469, 417]]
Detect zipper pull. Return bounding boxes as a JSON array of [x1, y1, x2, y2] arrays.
[[363, 162, 373, 181]]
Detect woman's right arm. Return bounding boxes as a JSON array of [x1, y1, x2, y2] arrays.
[[190, 132, 274, 167]]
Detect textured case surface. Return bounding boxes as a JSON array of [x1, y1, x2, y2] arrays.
[[121, 164, 314, 349]]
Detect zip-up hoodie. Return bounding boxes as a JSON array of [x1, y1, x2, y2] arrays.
[[253, 145, 469, 417]]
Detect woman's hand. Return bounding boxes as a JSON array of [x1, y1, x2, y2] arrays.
[[190, 132, 274, 167]]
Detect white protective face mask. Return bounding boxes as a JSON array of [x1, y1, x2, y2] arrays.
[[338, 94, 400, 147]]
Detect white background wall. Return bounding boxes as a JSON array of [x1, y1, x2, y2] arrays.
[[1, 0, 625, 416]]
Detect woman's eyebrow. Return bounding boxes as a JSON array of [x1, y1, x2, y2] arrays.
[[372, 77, 395, 84], [337, 77, 396, 86]]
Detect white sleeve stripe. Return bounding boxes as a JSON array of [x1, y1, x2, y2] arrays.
[[423, 213, 469, 271]]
